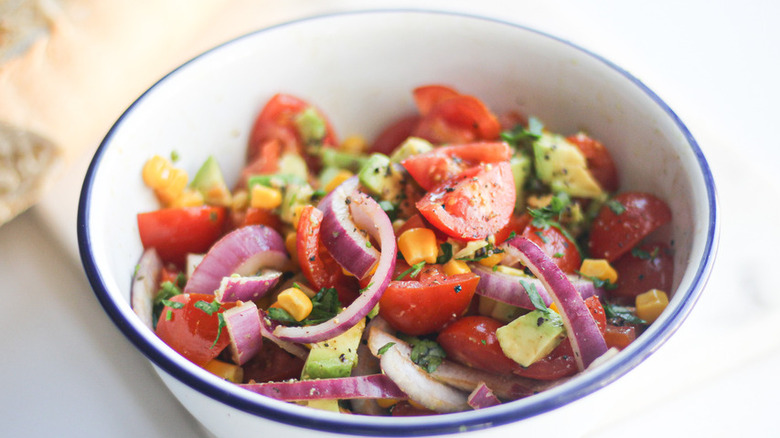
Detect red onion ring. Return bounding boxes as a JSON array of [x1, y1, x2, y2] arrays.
[[131, 248, 162, 330], [239, 374, 407, 401], [224, 301, 263, 365], [214, 270, 283, 303], [467, 383, 501, 409]]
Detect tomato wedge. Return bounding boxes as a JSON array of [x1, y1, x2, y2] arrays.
[[369, 114, 420, 155], [611, 243, 674, 300], [379, 265, 479, 336], [411, 85, 501, 144], [521, 224, 582, 274], [401, 142, 511, 191], [588, 192, 672, 262], [566, 132, 619, 193], [437, 316, 517, 374], [416, 162, 515, 241], [137, 206, 226, 268]]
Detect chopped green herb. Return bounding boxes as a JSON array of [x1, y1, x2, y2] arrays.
[[160, 299, 184, 309], [211, 313, 226, 348], [377, 342, 396, 355], [480, 339, 487, 345], [170, 150, 180, 162], [366, 241, 372, 248], [267, 287, 342, 326], [500, 117, 543, 151], [520, 280, 549, 314], [576, 271, 618, 290], [409, 339, 446, 373], [395, 261, 426, 281], [631, 246, 659, 260], [603, 302, 646, 325], [436, 242, 454, 264], [166, 309, 173, 320], [606, 199, 626, 215], [194, 300, 221, 315], [553, 252, 564, 258]]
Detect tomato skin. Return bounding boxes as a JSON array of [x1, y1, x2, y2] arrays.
[[242, 341, 306, 383], [521, 224, 582, 274], [588, 192, 672, 262], [611, 243, 674, 300], [566, 133, 619, 193], [412, 85, 460, 115], [391, 401, 437, 416], [401, 142, 512, 191], [604, 324, 637, 350], [417, 162, 515, 241], [437, 316, 517, 374], [370, 114, 420, 155], [494, 213, 532, 244], [155, 294, 235, 366], [137, 206, 226, 268], [411, 85, 501, 145], [379, 265, 479, 336]]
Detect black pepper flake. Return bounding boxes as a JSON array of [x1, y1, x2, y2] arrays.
[[444, 187, 455, 192], [536, 317, 545, 327], [339, 353, 346, 362], [309, 256, 316, 262], [454, 285, 462, 293], [345, 196, 352, 205]]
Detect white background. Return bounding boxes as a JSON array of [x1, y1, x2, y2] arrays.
[[2, 1, 779, 437]]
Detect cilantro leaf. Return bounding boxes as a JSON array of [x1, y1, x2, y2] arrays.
[[395, 261, 426, 281], [576, 271, 618, 290], [436, 242, 454, 264], [520, 280, 550, 313], [377, 342, 396, 355], [408, 339, 446, 373], [603, 302, 647, 325]]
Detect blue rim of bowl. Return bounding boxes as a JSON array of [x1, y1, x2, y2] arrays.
[[77, 8, 718, 437]]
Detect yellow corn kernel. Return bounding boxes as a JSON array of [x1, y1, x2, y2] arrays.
[[579, 259, 618, 284], [170, 188, 205, 208], [443, 259, 471, 276], [250, 184, 283, 209], [478, 252, 504, 268], [376, 398, 400, 409], [155, 167, 189, 205], [398, 228, 439, 266], [232, 189, 249, 210], [285, 232, 298, 262], [635, 289, 669, 323], [142, 155, 172, 188], [340, 135, 368, 154], [275, 287, 314, 321], [203, 359, 244, 383], [324, 170, 354, 192], [291, 204, 307, 229]]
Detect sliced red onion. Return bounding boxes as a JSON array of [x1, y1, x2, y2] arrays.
[[186, 253, 204, 279], [366, 326, 537, 401], [131, 248, 162, 329], [470, 264, 602, 309], [224, 301, 263, 365], [257, 310, 309, 360], [318, 177, 379, 279], [379, 345, 469, 413], [214, 270, 283, 303], [184, 225, 289, 295], [239, 374, 407, 401], [506, 237, 608, 370], [349, 344, 385, 416], [273, 191, 396, 343], [467, 383, 501, 409]]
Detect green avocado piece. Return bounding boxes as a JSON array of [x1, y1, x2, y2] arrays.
[[320, 148, 369, 172], [276, 152, 309, 181], [389, 137, 433, 163], [496, 309, 566, 367], [533, 132, 604, 198], [357, 153, 406, 205], [190, 156, 232, 206], [302, 318, 365, 379], [510, 153, 532, 212]]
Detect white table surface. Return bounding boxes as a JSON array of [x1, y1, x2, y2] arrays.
[[2, 1, 779, 437]]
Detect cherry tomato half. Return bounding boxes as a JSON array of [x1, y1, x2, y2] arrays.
[[611, 243, 674, 300], [437, 316, 517, 374], [417, 162, 515, 241], [379, 265, 479, 336], [411, 85, 501, 144], [137, 206, 226, 268], [566, 132, 619, 193], [401, 142, 511, 191], [369, 114, 421, 155], [242, 341, 306, 383], [521, 224, 582, 274], [588, 192, 672, 262]]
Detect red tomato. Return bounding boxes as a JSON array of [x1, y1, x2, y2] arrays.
[[611, 243, 674, 299], [566, 133, 619, 193], [411, 85, 501, 145], [417, 162, 515, 241], [379, 265, 479, 335], [494, 213, 531, 244], [604, 324, 637, 350], [155, 293, 235, 366], [242, 341, 306, 383], [137, 206, 226, 268], [296, 205, 360, 305], [412, 85, 460, 115], [588, 192, 672, 262], [369, 114, 420, 155], [437, 316, 517, 374], [247, 93, 338, 172], [521, 224, 581, 274], [401, 142, 511, 191], [513, 296, 605, 380]]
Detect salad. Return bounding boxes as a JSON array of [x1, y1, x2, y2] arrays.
[[132, 85, 674, 415]]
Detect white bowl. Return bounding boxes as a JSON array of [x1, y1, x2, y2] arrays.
[[78, 10, 718, 437]]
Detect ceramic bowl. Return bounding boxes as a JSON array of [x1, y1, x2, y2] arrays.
[[78, 10, 718, 437]]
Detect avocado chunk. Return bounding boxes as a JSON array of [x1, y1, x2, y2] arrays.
[[496, 309, 565, 367], [510, 153, 532, 211], [320, 148, 369, 172], [533, 133, 604, 199], [357, 153, 406, 206], [389, 137, 434, 163], [302, 318, 366, 379], [190, 156, 232, 206], [304, 399, 341, 412], [294, 107, 328, 146]]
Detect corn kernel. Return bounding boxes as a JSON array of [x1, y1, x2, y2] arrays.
[[285, 232, 298, 263], [275, 287, 314, 321], [494, 265, 526, 277], [443, 259, 471, 276], [142, 155, 171, 188], [155, 167, 189, 205], [579, 259, 618, 283], [398, 228, 439, 266], [250, 184, 283, 209], [340, 135, 368, 154], [203, 359, 244, 383], [478, 252, 504, 268], [376, 398, 400, 409], [526, 194, 553, 209], [170, 188, 205, 207], [635, 289, 669, 323], [291, 204, 307, 229], [324, 170, 354, 192], [232, 189, 249, 210]]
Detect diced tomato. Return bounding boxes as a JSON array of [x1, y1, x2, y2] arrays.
[[379, 265, 479, 336], [437, 316, 517, 374], [411, 86, 501, 145], [417, 162, 515, 241], [567, 132, 619, 193], [401, 142, 511, 191], [369, 114, 420, 155], [159, 266, 182, 286], [155, 293, 236, 366], [521, 224, 581, 274], [494, 213, 532, 244], [588, 192, 672, 262], [241, 207, 283, 232], [604, 324, 637, 350], [137, 206, 226, 268], [412, 85, 461, 115], [611, 243, 674, 300], [241, 341, 306, 383]]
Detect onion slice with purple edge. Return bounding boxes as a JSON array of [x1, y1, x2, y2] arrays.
[[239, 374, 406, 401], [506, 236, 608, 370], [224, 301, 263, 365], [184, 225, 289, 295], [272, 189, 396, 343], [467, 383, 501, 409], [214, 270, 283, 303], [256, 310, 309, 360], [131, 248, 163, 329], [470, 263, 602, 309], [318, 177, 379, 279]]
